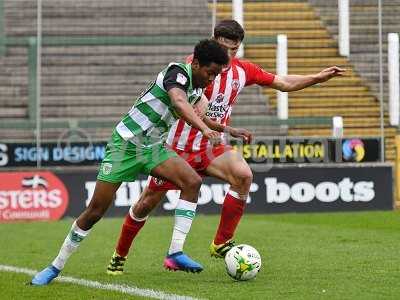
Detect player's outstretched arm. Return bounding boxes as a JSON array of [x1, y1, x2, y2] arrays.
[[269, 66, 346, 92], [169, 88, 221, 145]]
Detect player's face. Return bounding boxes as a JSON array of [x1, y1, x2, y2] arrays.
[[192, 60, 223, 88], [216, 37, 241, 63]]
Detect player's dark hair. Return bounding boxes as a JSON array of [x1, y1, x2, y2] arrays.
[[193, 39, 229, 67], [214, 19, 245, 42]]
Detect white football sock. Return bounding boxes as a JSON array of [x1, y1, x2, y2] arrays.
[[52, 221, 91, 270], [168, 199, 197, 255]]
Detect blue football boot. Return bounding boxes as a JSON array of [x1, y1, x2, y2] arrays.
[[30, 265, 60, 286], [163, 252, 203, 273]]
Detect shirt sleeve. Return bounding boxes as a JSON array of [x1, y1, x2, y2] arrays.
[[240, 60, 276, 87], [163, 65, 190, 92]]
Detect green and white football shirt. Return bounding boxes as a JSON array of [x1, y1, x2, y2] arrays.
[[115, 62, 203, 147]]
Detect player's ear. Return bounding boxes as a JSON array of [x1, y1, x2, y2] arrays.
[[191, 58, 200, 71]]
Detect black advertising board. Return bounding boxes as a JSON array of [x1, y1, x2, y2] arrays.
[[0, 165, 392, 222], [0, 137, 381, 167], [55, 165, 394, 218], [0, 142, 106, 167]]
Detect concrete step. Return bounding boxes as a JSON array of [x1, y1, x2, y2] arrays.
[[40, 75, 152, 86], [40, 65, 160, 76], [289, 127, 396, 137], [330, 25, 400, 35], [251, 57, 349, 67], [0, 86, 27, 96], [42, 55, 186, 66], [7, 27, 210, 36], [289, 107, 380, 117], [350, 62, 385, 73], [0, 107, 27, 118], [244, 20, 324, 30], [6, 10, 211, 19], [216, 11, 317, 21], [0, 96, 28, 107], [317, 6, 400, 14], [311, 0, 400, 6], [42, 105, 126, 118], [215, 2, 311, 13], [264, 88, 371, 98], [230, 104, 269, 115], [6, 18, 211, 28], [245, 29, 330, 39], [39, 45, 193, 56], [342, 118, 390, 127], [0, 57, 28, 67], [270, 97, 377, 108], [349, 44, 389, 54], [246, 38, 337, 48], [350, 53, 388, 62], [40, 84, 147, 96], [321, 14, 400, 25], [245, 48, 338, 58]]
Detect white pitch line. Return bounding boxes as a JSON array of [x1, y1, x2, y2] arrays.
[[0, 264, 205, 300]]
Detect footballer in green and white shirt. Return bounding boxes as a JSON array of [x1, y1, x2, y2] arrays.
[[30, 39, 229, 286]]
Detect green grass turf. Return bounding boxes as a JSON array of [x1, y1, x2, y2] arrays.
[[1, 211, 399, 300]]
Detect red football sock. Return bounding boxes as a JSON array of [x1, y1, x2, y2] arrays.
[[115, 213, 146, 257], [214, 190, 246, 245]]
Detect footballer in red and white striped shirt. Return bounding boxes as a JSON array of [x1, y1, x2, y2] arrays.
[[108, 20, 345, 272], [166, 56, 275, 152]]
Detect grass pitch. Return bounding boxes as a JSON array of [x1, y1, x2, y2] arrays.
[[1, 211, 399, 299]]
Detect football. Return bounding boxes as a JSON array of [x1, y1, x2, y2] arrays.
[[224, 244, 262, 281]]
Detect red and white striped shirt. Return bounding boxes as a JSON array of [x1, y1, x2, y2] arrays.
[[166, 58, 275, 152]]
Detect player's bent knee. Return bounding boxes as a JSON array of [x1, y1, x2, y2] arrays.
[[182, 173, 202, 191], [231, 167, 253, 188]]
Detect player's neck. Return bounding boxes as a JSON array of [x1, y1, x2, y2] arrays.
[[223, 59, 235, 72]]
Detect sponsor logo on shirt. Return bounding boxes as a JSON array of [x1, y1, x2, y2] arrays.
[[176, 73, 187, 86], [231, 79, 240, 91], [215, 93, 224, 103], [206, 98, 229, 119]]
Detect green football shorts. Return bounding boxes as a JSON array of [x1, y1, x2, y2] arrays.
[[97, 130, 177, 183]]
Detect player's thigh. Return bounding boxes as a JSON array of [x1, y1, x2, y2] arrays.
[[205, 149, 252, 184], [150, 155, 201, 190]]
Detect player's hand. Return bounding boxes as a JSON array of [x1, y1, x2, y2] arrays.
[[228, 127, 253, 144], [202, 128, 222, 145], [315, 66, 346, 83]]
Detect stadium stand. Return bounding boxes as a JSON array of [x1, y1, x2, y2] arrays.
[[310, 0, 400, 160], [1, 0, 211, 140], [0, 0, 277, 141], [214, 0, 396, 161]]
